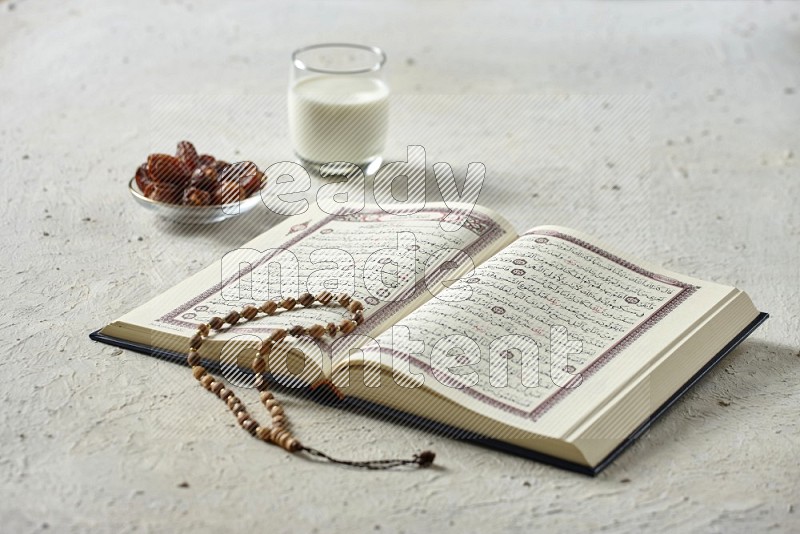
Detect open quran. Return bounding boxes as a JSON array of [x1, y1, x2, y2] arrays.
[[91, 203, 765, 474]]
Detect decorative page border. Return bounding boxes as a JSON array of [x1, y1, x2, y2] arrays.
[[365, 230, 697, 422], [155, 208, 509, 342]]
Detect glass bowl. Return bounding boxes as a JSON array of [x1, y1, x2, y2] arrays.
[[128, 178, 265, 224]]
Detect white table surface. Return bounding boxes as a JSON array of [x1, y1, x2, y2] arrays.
[[2, 1, 798, 532]]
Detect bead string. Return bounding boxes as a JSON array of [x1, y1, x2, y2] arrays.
[[187, 291, 436, 470]]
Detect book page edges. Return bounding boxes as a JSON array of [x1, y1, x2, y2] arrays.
[[569, 289, 759, 466], [335, 364, 590, 466]]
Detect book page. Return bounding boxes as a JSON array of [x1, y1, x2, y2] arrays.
[[104, 202, 517, 380], [357, 226, 738, 439]]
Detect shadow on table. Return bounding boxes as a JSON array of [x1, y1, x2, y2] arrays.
[[597, 335, 798, 478]]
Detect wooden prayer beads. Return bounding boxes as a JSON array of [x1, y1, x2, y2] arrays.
[[184, 293, 436, 469], [188, 291, 364, 454]]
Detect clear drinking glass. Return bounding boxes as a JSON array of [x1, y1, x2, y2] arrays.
[[289, 44, 389, 176]]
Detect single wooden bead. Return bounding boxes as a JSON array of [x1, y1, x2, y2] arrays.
[[269, 405, 284, 417], [224, 310, 241, 325], [197, 323, 210, 337], [288, 325, 305, 337], [339, 319, 356, 335], [260, 391, 274, 403], [337, 293, 351, 307], [256, 426, 271, 441], [226, 396, 238, 409], [270, 427, 287, 442], [253, 375, 268, 391], [326, 322, 338, 337], [307, 324, 325, 339], [283, 436, 299, 452], [280, 297, 296, 310], [269, 329, 287, 343], [315, 291, 333, 305], [258, 340, 273, 356], [264, 399, 280, 410], [208, 317, 225, 330], [242, 419, 257, 434], [353, 309, 364, 325], [259, 301, 278, 315], [271, 414, 287, 427], [252, 357, 267, 374], [236, 412, 249, 425], [189, 333, 203, 350], [192, 365, 207, 380], [231, 402, 244, 414], [210, 381, 223, 394], [348, 300, 364, 313], [298, 292, 315, 307], [219, 388, 233, 401], [187, 351, 201, 366], [200, 375, 214, 389], [242, 305, 259, 320]]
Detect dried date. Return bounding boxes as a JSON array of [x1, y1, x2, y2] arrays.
[[189, 166, 218, 191], [213, 180, 247, 205], [134, 141, 265, 207], [183, 186, 212, 206], [198, 154, 216, 167], [176, 141, 200, 170], [143, 182, 182, 203], [135, 163, 151, 191], [147, 154, 190, 186], [219, 161, 263, 196]]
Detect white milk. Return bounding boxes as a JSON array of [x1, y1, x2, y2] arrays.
[[289, 75, 389, 165]]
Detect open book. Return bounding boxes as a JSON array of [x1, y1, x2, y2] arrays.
[[92, 203, 765, 474]]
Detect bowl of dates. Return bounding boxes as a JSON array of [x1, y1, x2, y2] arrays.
[[129, 141, 266, 224]]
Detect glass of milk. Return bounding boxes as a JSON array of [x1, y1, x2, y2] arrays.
[[289, 44, 389, 176]]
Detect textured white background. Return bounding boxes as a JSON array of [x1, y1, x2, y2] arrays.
[[1, 1, 798, 532]]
